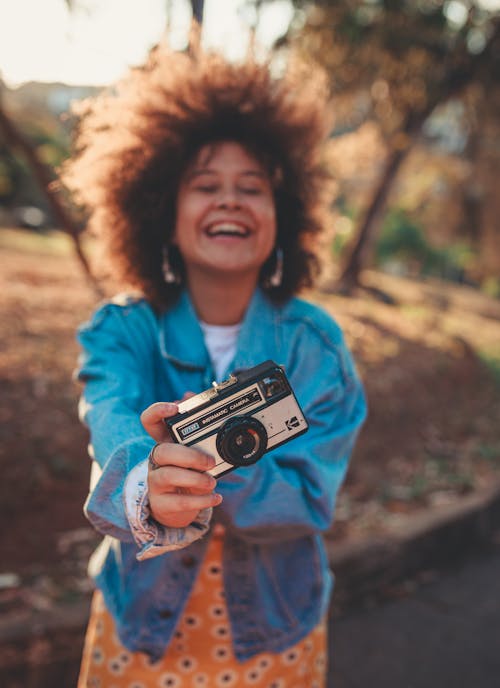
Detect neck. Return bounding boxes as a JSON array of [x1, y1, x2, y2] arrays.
[[186, 271, 258, 325]]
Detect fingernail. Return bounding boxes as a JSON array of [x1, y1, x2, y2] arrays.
[[213, 493, 223, 505], [203, 453, 216, 467]]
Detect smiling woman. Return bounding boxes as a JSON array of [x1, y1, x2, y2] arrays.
[[61, 44, 332, 310], [63, 41, 367, 688], [173, 142, 277, 323]]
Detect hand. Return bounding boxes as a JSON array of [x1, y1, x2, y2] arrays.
[[141, 401, 222, 529]]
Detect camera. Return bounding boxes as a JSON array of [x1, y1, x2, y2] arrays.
[[165, 360, 308, 478]]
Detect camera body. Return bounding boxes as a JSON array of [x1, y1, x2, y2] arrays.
[[165, 360, 308, 478]]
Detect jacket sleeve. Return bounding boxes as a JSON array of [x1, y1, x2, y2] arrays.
[[216, 315, 367, 543], [76, 302, 212, 555]]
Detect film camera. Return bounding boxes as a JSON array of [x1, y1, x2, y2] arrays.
[[165, 360, 308, 478]]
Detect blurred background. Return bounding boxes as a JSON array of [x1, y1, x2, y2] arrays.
[[1, 1, 499, 686]]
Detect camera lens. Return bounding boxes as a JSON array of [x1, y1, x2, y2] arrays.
[[216, 416, 268, 467]]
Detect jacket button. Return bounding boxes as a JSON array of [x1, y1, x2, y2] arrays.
[[159, 609, 173, 619], [181, 554, 196, 568]]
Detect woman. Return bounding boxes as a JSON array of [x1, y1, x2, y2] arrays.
[[64, 44, 367, 688]]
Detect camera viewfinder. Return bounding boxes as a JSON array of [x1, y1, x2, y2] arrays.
[[259, 373, 287, 400]]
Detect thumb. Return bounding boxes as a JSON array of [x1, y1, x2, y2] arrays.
[[140, 402, 179, 442]]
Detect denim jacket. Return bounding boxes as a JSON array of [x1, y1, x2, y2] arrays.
[[76, 288, 366, 661]]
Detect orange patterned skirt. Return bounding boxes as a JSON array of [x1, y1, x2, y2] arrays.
[[78, 530, 327, 688]]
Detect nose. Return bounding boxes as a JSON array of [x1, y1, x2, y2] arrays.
[[215, 186, 241, 209]]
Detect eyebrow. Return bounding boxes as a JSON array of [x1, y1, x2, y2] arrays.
[[185, 168, 267, 181]]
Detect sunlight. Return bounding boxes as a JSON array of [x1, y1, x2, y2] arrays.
[[0, 0, 293, 87], [0, 0, 168, 85], [0, 1, 499, 86]]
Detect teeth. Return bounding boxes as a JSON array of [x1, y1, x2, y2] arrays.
[[207, 223, 249, 237]]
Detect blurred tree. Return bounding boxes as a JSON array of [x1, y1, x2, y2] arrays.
[[191, 0, 205, 24], [457, 80, 500, 280], [0, 0, 100, 289], [0, 0, 206, 296], [0, 145, 22, 205], [280, 0, 500, 292], [0, 86, 99, 290]]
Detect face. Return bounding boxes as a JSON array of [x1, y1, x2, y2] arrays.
[[172, 141, 277, 288]]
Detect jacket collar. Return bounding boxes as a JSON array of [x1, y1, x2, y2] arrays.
[[159, 288, 282, 374]]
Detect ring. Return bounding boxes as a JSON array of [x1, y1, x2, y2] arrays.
[[148, 443, 162, 471]]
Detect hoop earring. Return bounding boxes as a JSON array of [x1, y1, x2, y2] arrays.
[[162, 245, 181, 285], [268, 246, 283, 288]]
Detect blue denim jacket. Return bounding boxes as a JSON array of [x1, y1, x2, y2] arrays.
[[76, 288, 366, 661]]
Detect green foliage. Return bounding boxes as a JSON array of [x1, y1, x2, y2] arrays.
[[482, 277, 500, 299], [477, 443, 500, 464], [288, 1, 500, 286], [0, 107, 70, 211], [290, 0, 500, 136], [0, 148, 24, 203], [26, 124, 70, 170], [331, 203, 357, 258], [479, 353, 500, 386], [376, 209, 429, 264], [375, 208, 475, 281], [332, 230, 351, 258]]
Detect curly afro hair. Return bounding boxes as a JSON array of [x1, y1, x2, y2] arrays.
[[61, 43, 335, 311]]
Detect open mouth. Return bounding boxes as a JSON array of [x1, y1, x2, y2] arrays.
[[205, 222, 251, 238]]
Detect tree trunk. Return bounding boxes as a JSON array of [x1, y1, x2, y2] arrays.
[[336, 100, 435, 292], [337, 145, 411, 292], [0, 102, 103, 298], [190, 0, 204, 24], [459, 112, 483, 245]]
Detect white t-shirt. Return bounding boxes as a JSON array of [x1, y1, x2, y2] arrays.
[[199, 320, 241, 381]]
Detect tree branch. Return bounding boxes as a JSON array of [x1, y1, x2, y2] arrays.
[[0, 101, 103, 298], [336, 17, 500, 292]]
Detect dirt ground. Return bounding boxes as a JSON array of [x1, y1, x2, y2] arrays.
[[1, 227, 499, 587]]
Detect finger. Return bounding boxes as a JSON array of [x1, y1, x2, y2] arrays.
[[149, 465, 217, 494], [153, 510, 202, 529], [141, 402, 178, 442], [151, 442, 216, 473], [153, 491, 222, 515]]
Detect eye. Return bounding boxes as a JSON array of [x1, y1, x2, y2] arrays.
[[239, 186, 262, 195], [193, 184, 218, 193]]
